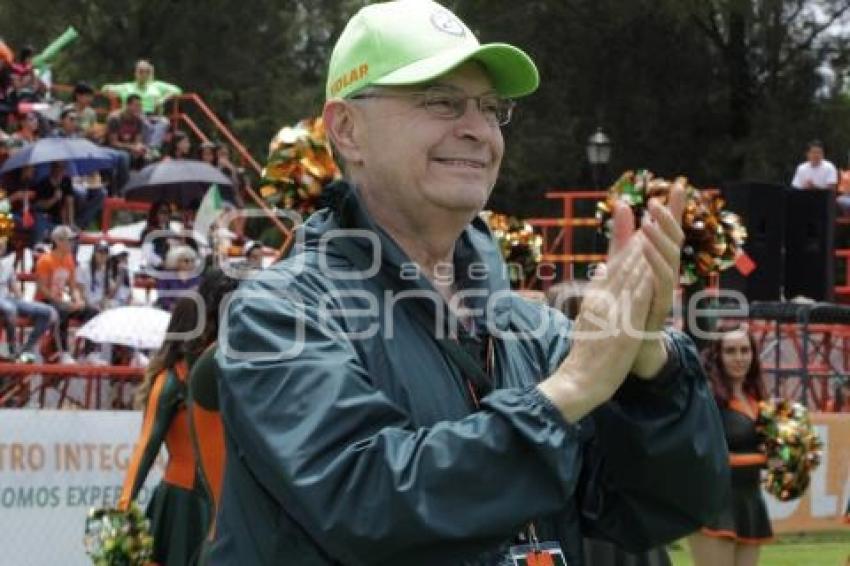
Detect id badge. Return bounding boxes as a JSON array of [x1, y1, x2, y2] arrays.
[[509, 542, 568, 566]]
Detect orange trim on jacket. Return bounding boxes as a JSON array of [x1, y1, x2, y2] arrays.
[[192, 404, 226, 511], [701, 527, 773, 544], [728, 396, 759, 421], [118, 360, 192, 510], [729, 453, 767, 467]]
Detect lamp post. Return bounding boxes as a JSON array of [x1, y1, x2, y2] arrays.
[[586, 127, 612, 188]]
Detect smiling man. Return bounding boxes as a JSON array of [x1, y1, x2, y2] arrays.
[[212, 1, 728, 565]]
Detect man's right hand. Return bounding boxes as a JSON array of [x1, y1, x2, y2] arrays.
[[538, 202, 654, 422]]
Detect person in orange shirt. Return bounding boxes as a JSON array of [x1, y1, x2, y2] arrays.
[[34, 225, 96, 362], [690, 323, 772, 566]]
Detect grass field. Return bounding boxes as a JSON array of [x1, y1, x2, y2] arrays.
[[668, 532, 850, 566]]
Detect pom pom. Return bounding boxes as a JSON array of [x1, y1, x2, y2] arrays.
[[596, 170, 747, 286], [481, 211, 543, 286], [83, 503, 154, 565], [756, 399, 823, 501], [261, 117, 341, 217]]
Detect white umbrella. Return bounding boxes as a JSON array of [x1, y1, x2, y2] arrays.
[[76, 306, 170, 350]]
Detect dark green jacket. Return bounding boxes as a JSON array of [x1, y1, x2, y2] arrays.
[[211, 182, 728, 565]]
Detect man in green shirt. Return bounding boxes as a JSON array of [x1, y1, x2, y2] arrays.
[[102, 59, 181, 148]]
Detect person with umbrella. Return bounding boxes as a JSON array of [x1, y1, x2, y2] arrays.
[[32, 161, 73, 243], [122, 158, 235, 208], [2, 136, 115, 237], [46, 110, 109, 225], [50, 106, 81, 139]]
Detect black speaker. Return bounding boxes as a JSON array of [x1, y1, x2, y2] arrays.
[[720, 182, 787, 301], [784, 189, 835, 301]]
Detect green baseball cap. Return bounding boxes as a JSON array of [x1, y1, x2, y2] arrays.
[[326, 0, 539, 100]]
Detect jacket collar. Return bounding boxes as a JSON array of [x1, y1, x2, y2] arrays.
[[320, 180, 514, 331]]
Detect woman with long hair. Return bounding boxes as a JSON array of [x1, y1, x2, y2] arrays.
[[118, 268, 232, 564], [165, 130, 192, 160], [10, 110, 40, 145], [197, 141, 217, 166], [689, 322, 772, 566], [76, 240, 109, 312], [140, 200, 176, 270], [106, 244, 133, 307], [186, 269, 238, 520], [118, 297, 207, 565]]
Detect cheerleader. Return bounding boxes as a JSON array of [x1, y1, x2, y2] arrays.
[[689, 323, 773, 566], [118, 298, 211, 565]]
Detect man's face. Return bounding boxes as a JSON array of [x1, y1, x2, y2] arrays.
[[808, 146, 824, 165], [127, 99, 143, 118], [62, 114, 78, 133], [135, 64, 152, 84], [50, 162, 66, 179], [76, 93, 93, 107], [54, 236, 73, 254], [23, 112, 39, 130], [349, 62, 505, 218]]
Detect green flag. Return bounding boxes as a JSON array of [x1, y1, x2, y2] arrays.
[[194, 184, 224, 245]]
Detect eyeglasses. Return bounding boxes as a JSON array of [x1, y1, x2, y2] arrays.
[[351, 86, 516, 127]]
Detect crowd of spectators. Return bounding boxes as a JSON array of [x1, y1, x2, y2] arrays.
[[0, 45, 262, 367]]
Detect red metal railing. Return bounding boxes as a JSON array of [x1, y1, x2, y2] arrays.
[[166, 94, 293, 253], [0, 364, 144, 409], [527, 188, 850, 297]]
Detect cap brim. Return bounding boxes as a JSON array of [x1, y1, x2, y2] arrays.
[[372, 43, 539, 98]]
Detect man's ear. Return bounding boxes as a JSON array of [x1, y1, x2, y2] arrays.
[[323, 100, 363, 165]]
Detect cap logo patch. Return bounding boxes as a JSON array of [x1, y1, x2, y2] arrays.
[[430, 9, 465, 37], [330, 63, 369, 96]]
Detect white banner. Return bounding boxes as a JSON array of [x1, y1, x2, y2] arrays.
[[0, 409, 163, 566]]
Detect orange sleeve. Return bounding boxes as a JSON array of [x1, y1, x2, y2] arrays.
[[729, 453, 767, 467], [118, 371, 175, 510]]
